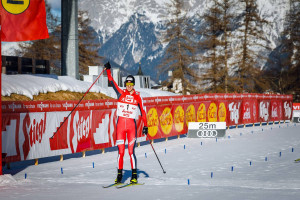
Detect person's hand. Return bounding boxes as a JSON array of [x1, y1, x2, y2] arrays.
[[104, 62, 111, 70], [142, 127, 148, 135]]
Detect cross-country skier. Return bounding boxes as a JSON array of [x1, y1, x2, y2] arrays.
[[104, 62, 148, 184]]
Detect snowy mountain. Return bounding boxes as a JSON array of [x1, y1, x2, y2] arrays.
[[98, 13, 164, 77], [79, 0, 290, 80], [1, 0, 291, 81]]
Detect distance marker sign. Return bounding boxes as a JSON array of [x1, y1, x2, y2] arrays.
[[187, 122, 226, 138], [293, 111, 300, 123]]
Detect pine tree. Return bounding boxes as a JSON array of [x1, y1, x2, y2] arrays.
[[286, 0, 300, 101], [219, 0, 235, 93], [279, 0, 300, 99], [17, 5, 101, 78], [78, 11, 102, 78], [158, 0, 197, 95], [198, 0, 222, 93], [16, 1, 61, 74], [233, 0, 270, 93], [197, 0, 235, 93]]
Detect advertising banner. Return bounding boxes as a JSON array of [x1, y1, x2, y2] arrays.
[[2, 109, 119, 162], [2, 94, 293, 163], [241, 99, 257, 124], [259, 100, 271, 122], [283, 100, 293, 120], [270, 100, 283, 122], [227, 100, 243, 126]]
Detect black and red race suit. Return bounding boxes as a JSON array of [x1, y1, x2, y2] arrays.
[[107, 69, 147, 170]]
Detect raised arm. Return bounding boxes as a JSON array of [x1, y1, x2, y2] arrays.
[[105, 62, 123, 98]]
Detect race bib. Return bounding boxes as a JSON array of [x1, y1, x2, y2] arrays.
[[117, 102, 139, 119]]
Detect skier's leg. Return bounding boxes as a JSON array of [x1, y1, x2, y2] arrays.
[[116, 121, 126, 170], [127, 121, 138, 183], [115, 121, 126, 183], [127, 121, 137, 169]]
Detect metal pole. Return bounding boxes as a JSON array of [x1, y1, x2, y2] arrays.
[[61, 0, 79, 79], [147, 136, 166, 174]]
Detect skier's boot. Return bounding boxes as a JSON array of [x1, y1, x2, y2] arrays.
[[130, 169, 138, 184], [115, 169, 123, 184]]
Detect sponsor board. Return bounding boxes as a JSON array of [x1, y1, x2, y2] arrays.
[[187, 122, 226, 138], [2, 94, 293, 163], [293, 111, 300, 118], [147, 108, 159, 137], [293, 103, 300, 111], [293, 117, 300, 123]]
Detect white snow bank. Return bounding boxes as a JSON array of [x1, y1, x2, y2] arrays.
[[1, 74, 176, 99], [107, 87, 177, 99], [0, 174, 17, 186]]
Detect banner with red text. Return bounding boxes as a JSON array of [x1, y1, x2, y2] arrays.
[[2, 94, 293, 163]]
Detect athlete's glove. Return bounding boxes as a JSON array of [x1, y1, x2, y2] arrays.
[[142, 127, 148, 135], [104, 62, 111, 70]]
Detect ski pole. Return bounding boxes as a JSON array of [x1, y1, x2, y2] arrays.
[[50, 68, 105, 139], [147, 135, 166, 174]]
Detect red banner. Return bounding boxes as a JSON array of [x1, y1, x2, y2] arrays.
[[0, 0, 49, 41], [294, 103, 300, 111], [1, 94, 293, 164], [241, 99, 258, 124], [283, 100, 293, 120], [270, 100, 283, 121]]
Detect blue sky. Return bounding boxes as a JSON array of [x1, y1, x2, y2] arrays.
[[48, 0, 61, 17]]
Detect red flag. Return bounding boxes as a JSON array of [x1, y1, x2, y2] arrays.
[[0, 0, 49, 42]]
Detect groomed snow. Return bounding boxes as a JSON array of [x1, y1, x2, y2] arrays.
[[1, 74, 176, 99], [1, 123, 300, 200]]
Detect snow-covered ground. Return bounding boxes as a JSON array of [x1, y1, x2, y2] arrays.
[[1, 74, 176, 99], [1, 122, 300, 200]]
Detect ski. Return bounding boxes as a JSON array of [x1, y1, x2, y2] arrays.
[[295, 158, 300, 163], [116, 182, 145, 189], [102, 183, 123, 188]]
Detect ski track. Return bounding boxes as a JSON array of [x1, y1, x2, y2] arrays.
[[1, 123, 300, 200]]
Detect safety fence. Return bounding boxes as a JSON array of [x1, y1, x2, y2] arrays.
[[1, 93, 293, 164]]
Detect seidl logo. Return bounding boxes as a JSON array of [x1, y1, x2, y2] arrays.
[[174, 105, 184, 132], [23, 112, 47, 147], [147, 108, 159, 137], [186, 104, 196, 127], [218, 102, 226, 122], [2, 0, 30, 15], [197, 103, 206, 122], [208, 103, 217, 122], [22, 112, 47, 160], [160, 107, 173, 135], [70, 111, 93, 153]]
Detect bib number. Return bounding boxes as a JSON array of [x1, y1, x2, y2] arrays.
[[117, 102, 138, 119]]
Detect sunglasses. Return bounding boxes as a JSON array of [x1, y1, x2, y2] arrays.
[[126, 82, 134, 86]]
